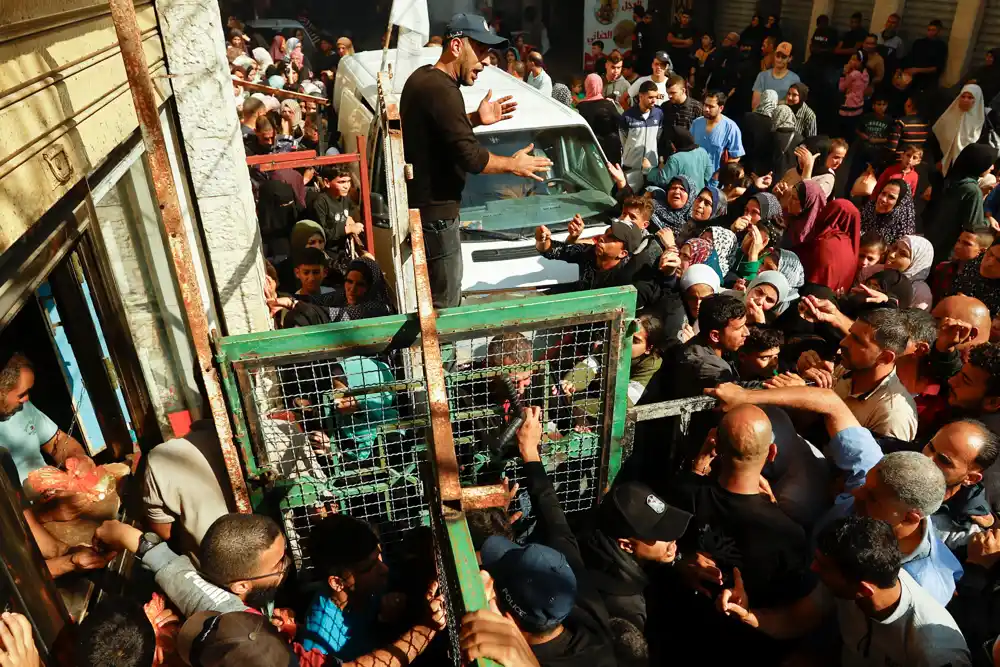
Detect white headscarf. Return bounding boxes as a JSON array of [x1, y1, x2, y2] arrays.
[[933, 84, 986, 176], [680, 264, 722, 293], [899, 235, 934, 282], [747, 270, 793, 315], [253, 47, 274, 71]]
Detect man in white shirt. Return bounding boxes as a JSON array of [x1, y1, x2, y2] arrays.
[[142, 420, 236, 558], [799, 308, 918, 440], [719, 515, 971, 667], [525, 51, 552, 97], [625, 50, 671, 108]]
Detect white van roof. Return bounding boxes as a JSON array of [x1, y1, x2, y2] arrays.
[[337, 47, 587, 133]]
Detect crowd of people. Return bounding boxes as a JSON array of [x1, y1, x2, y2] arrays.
[[12, 5, 1000, 667]]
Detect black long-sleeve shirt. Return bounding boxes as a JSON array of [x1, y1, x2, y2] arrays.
[[523, 462, 617, 667], [400, 65, 490, 221]]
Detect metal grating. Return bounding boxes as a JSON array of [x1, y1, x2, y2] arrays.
[[215, 288, 637, 579]]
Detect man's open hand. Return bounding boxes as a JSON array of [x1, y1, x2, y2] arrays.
[[477, 90, 517, 126], [511, 144, 553, 181]]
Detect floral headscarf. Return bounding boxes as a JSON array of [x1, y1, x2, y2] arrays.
[[755, 89, 778, 117], [768, 248, 804, 288], [860, 180, 916, 245], [771, 104, 797, 131], [702, 226, 738, 279], [752, 192, 782, 221], [683, 238, 713, 265], [552, 83, 574, 107], [647, 176, 695, 232]]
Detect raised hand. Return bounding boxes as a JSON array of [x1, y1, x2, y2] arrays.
[[477, 90, 517, 126]]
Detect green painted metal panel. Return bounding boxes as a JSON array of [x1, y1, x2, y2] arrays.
[[212, 287, 637, 662]]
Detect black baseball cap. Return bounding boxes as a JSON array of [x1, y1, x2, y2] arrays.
[[445, 13, 508, 47], [599, 482, 692, 542], [609, 219, 645, 255], [654, 50, 673, 67], [481, 537, 577, 631], [176, 612, 297, 667]]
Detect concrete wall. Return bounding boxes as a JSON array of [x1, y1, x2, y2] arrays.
[[153, 0, 270, 337], [0, 0, 170, 252]]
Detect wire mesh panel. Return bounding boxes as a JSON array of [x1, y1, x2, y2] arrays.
[[215, 288, 637, 582]]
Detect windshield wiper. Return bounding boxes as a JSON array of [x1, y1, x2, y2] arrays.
[[458, 227, 533, 242]]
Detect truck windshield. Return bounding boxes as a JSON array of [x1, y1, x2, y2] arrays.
[[461, 126, 615, 213]]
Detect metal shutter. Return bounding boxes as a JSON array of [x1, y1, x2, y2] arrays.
[[972, 0, 1000, 73], [781, 0, 815, 60], [832, 0, 875, 34], [899, 0, 959, 56], [716, 0, 759, 43]]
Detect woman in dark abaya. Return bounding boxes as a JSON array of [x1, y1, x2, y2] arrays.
[[925, 143, 997, 262]]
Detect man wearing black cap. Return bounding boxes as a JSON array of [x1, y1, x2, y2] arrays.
[[481, 406, 616, 666], [580, 482, 691, 631], [625, 50, 672, 109], [400, 13, 553, 309], [533, 219, 645, 292]]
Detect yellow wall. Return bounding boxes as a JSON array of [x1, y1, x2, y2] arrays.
[[0, 0, 170, 253]]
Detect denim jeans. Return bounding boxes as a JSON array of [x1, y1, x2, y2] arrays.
[[421, 217, 463, 309]]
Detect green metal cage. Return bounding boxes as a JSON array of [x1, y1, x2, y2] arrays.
[[213, 287, 636, 661]]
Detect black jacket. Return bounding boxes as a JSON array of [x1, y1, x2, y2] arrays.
[[579, 529, 650, 631], [948, 562, 1000, 666], [523, 462, 617, 667]]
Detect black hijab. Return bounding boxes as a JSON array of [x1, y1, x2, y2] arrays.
[[948, 143, 998, 183]]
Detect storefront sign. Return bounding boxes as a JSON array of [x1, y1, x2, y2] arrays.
[[583, 0, 639, 68]]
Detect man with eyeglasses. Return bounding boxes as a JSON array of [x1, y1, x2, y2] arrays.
[[400, 13, 552, 309], [751, 42, 800, 110]]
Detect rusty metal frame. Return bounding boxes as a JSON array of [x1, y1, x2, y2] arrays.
[[108, 0, 250, 512], [247, 138, 374, 254], [245, 150, 316, 166], [231, 78, 328, 105]]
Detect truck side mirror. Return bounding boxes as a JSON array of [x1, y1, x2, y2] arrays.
[[370, 193, 389, 221]]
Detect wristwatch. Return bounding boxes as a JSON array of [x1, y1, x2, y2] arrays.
[[136, 532, 163, 560]]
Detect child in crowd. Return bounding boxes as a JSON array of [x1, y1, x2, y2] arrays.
[[622, 58, 638, 83], [838, 50, 869, 139], [294, 247, 334, 297], [872, 145, 923, 201], [930, 228, 996, 302], [737, 326, 783, 381], [856, 231, 886, 283], [850, 93, 893, 188], [570, 76, 585, 106], [886, 96, 929, 161]]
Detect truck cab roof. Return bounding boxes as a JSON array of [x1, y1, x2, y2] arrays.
[[334, 47, 590, 133]]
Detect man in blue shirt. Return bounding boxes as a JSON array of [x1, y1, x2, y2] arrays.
[[690, 91, 744, 175], [706, 383, 963, 607], [0, 353, 90, 488], [751, 41, 801, 110]]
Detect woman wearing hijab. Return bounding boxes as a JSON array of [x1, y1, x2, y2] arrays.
[[782, 179, 828, 249], [328, 356, 399, 461], [269, 35, 286, 62], [786, 182, 859, 292], [647, 176, 695, 232], [700, 226, 738, 280], [680, 186, 729, 237], [551, 83, 574, 108], [678, 237, 713, 275], [336, 37, 355, 57], [784, 83, 817, 137], [859, 178, 916, 245], [925, 143, 997, 260], [649, 128, 715, 192], [738, 270, 794, 323], [285, 37, 306, 70], [951, 243, 1000, 315], [760, 248, 805, 290], [768, 104, 804, 177], [279, 99, 304, 139], [252, 47, 274, 77], [742, 90, 779, 175], [309, 257, 395, 322], [678, 264, 723, 340], [934, 85, 986, 176], [858, 235, 934, 309], [578, 73, 621, 161]]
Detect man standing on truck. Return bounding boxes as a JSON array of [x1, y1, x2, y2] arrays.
[[400, 13, 553, 309]]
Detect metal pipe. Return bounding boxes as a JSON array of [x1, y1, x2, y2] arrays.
[[231, 78, 328, 105], [108, 0, 251, 513]]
